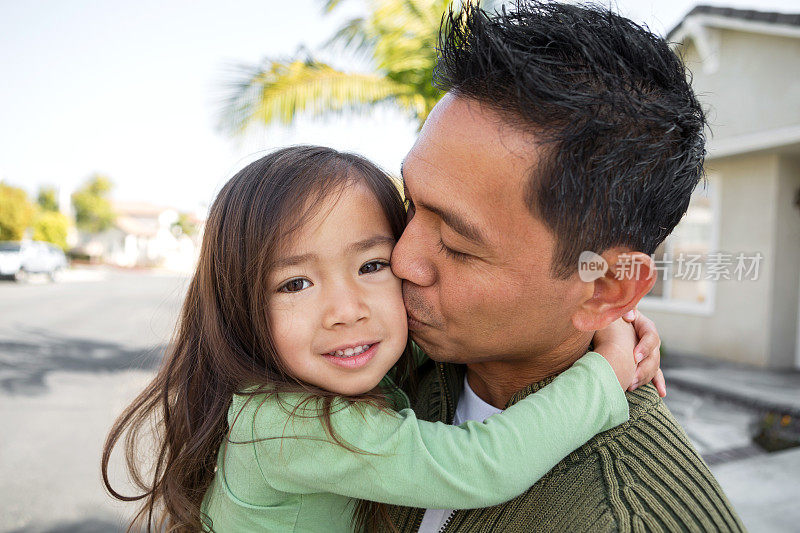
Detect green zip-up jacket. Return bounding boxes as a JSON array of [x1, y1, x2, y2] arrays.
[[200, 351, 628, 532], [385, 361, 747, 532]]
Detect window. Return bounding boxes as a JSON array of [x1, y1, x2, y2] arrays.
[[640, 176, 720, 315]]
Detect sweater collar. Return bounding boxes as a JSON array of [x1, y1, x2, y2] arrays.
[[506, 375, 559, 408], [505, 345, 595, 408], [447, 346, 596, 412]]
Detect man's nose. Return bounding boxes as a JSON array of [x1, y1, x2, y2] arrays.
[[391, 218, 436, 287], [322, 280, 370, 329]]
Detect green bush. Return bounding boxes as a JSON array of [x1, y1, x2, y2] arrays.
[[37, 186, 59, 212], [32, 210, 70, 250], [72, 174, 115, 233], [0, 183, 35, 241]]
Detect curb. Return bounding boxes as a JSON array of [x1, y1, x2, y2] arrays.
[[667, 377, 800, 419]]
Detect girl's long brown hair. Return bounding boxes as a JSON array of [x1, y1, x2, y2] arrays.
[[101, 146, 412, 532]]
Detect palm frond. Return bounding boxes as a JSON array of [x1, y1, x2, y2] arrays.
[[323, 16, 374, 55], [394, 93, 434, 124], [323, 0, 344, 13], [219, 59, 409, 134], [220, 0, 453, 134]]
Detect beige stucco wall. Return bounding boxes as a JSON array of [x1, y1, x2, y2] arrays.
[[678, 30, 800, 141], [768, 156, 800, 367], [642, 153, 779, 366], [644, 26, 800, 368]]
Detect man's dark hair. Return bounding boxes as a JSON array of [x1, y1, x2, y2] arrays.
[[434, 0, 707, 278]]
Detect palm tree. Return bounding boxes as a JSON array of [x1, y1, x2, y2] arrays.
[[219, 0, 483, 135]]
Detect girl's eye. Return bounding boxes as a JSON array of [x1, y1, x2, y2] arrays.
[[279, 278, 312, 293], [359, 260, 390, 274], [438, 238, 470, 262]]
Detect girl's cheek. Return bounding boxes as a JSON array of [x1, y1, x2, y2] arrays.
[[371, 281, 406, 323], [388, 286, 409, 330]]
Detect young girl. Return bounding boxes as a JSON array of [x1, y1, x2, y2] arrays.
[[102, 146, 650, 532]]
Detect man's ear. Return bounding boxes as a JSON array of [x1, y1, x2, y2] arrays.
[[572, 249, 657, 331]]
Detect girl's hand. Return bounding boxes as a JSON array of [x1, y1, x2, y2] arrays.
[[622, 308, 666, 397], [592, 318, 637, 391]]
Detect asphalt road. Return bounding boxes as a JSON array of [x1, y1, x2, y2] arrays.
[[0, 268, 188, 532]]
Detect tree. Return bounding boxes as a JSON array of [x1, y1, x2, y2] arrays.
[[72, 174, 116, 233], [0, 183, 35, 241], [32, 211, 69, 250], [37, 186, 60, 212], [171, 212, 198, 238], [219, 0, 467, 134]]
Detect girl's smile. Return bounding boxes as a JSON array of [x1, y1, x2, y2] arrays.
[[321, 342, 380, 369]]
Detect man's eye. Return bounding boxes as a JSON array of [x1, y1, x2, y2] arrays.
[[360, 260, 390, 274], [438, 238, 470, 262], [279, 278, 312, 293]]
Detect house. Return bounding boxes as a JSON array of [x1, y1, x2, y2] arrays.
[[76, 201, 203, 273], [637, 6, 800, 368]]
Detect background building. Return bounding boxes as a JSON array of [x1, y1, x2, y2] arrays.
[[639, 6, 800, 368], [75, 201, 203, 273]]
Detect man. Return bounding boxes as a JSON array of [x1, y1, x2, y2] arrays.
[[385, 2, 745, 531]]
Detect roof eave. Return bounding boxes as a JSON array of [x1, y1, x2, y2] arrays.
[[669, 12, 800, 44]]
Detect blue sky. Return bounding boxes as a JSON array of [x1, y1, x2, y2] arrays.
[[1, 0, 798, 214]]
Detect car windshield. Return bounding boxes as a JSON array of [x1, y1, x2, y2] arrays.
[[0, 242, 21, 252]]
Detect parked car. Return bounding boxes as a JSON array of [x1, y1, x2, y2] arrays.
[[0, 241, 68, 281]]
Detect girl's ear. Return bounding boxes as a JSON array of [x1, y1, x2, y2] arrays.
[[572, 250, 656, 331]]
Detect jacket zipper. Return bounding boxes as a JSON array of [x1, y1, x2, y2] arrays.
[[411, 363, 456, 533], [438, 362, 454, 423], [436, 362, 456, 533], [438, 511, 456, 533]]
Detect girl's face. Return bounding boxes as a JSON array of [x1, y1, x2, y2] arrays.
[[267, 180, 409, 396]]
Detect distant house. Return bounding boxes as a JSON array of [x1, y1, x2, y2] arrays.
[[638, 6, 800, 368], [76, 201, 203, 273]]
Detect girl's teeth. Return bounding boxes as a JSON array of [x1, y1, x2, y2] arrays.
[[329, 344, 371, 358]]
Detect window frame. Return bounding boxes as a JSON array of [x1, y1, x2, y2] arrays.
[[638, 175, 721, 316]]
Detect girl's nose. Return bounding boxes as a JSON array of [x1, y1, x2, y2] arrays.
[[322, 283, 369, 329]]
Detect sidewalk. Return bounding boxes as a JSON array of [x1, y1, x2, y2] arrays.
[[663, 352, 800, 416], [661, 353, 800, 533], [712, 447, 800, 533]]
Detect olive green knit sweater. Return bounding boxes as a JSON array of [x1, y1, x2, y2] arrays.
[[385, 361, 746, 532]]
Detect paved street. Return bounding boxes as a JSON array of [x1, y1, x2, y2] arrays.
[[0, 267, 797, 532], [0, 268, 188, 532]]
